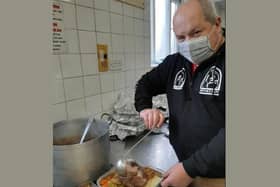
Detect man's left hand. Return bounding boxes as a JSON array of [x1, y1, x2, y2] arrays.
[[161, 163, 193, 187]]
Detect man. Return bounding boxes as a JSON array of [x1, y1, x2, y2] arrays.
[[134, 0, 225, 186]]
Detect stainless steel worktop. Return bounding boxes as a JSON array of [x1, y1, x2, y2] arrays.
[[109, 124, 179, 172]]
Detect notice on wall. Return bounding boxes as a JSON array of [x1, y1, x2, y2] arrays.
[[97, 44, 109, 72], [52, 2, 67, 54]]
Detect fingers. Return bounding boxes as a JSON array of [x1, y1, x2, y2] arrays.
[[139, 109, 165, 129], [161, 176, 172, 187], [157, 112, 165, 128]]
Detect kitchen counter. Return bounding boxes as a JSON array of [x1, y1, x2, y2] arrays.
[[109, 123, 178, 172]]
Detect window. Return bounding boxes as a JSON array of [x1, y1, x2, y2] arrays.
[[150, 0, 181, 67]]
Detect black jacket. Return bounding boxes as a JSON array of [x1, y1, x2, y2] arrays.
[[134, 43, 225, 178]]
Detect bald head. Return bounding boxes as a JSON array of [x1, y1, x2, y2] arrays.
[[173, 0, 224, 52]]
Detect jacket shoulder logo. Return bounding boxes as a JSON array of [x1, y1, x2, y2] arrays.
[[173, 68, 186, 90], [199, 66, 222, 96]]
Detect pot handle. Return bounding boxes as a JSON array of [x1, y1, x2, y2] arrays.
[[100, 113, 114, 126]]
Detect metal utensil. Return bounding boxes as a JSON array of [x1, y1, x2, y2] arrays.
[[115, 128, 154, 176], [80, 116, 95, 144]]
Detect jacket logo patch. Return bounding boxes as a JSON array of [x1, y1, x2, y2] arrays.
[[173, 68, 186, 90], [199, 66, 222, 96]]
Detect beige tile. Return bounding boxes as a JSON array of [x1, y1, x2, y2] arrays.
[[110, 0, 123, 14], [81, 54, 99, 75], [51, 79, 65, 104], [52, 103, 67, 123], [123, 17, 134, 35], [84, 75, 100, 96], [144, 37, 150, 54], [111, 34, 124, 53], [94, 0, 109, 10], [52, 55, 62, 79], [114, 72, 125, 90], [124, 35, 135, 53], [76, 0, 94, 7], [101, 91, 115, 111], [61, 2, 76, 29], [123, 4, 133, 17], [64, 29, 79, 53], [64, 77, 84, 100], [95, 10, 110, 32], [100, 73, 114, 93], [85, 95, 102, 115], [60, 54, 82, 77], [124, 53, 135, 70], [125, 70, 136, 88], [134, 19, 144, 36], [134, 7, 144, 19], [110, 13, 123, 34], [79, 31, 97, 53], [135, 36, 145, 53], [67, 99, 87, 119], [76, 6, 95, 31], [135, 53, 145, 68], [144, 21, 150, 37]]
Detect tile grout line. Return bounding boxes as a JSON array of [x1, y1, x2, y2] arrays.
[[93, 0, 105, 114], [73, 0, 87, 119]]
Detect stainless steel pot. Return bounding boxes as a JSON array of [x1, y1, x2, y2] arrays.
[[53, 118, 111, 187]]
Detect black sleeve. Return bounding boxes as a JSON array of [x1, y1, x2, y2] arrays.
[[182, 128, 225, 178], [134, 57, 172, 112]]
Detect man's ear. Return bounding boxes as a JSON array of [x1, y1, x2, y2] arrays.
[[215, 16, 222, 27]]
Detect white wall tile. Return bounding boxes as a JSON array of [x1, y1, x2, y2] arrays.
[[110, 53, 124, 71], [85, 95, 102, 115], [52, 103, 67, 123], [76, 0, 94, 7], [135, 69, 145, 82], [67, 99, 87, 119], [53, 55, 62, 79], [135, 53, 145, 68], [81, 54, 99, 75], [135, 36, 144, 53], [144, 38, 150, 54], [123, 17, 134, 35], [84, 75, 100, 96], [94, 0, 109, 10], [124, 35, 135, 53], [145, 53, 151, 68], [96, 32, 111, 50], [101, 91, 115, 111], [100, 73, 114, 93], [134, 7, 144, 19], [110, 0, 123, 14], [125, 70, 136, 88], [123, 4, 133, 17], [114, 72, 125, 89], [144, 21, 150, 37], [79, 31, 97, 53], [76, 6, 95, 31], [61, 2, 76, 29], [111, 34, 124, 53], [64, 30, 79, 53], [110, 14, 123, 34], [124, 53, 135, 70], [60, 54, 82, 77], [144, 0, 150, 21], [64, 77, 84, 100], [134, 19, 144, 36], [51, 79, 65, 104], [95, 10, 110, 32]]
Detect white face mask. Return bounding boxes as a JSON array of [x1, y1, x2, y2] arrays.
[[178, 26, 216, 65]]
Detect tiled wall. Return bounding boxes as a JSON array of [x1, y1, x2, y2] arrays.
[[52, 0, 151, 123]]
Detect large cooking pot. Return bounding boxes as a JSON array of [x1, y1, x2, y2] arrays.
[[53, 118, 111, 187]]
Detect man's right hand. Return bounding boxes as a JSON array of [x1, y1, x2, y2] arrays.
[[139, 109, 165, 129]]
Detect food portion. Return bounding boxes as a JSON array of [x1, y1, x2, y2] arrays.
[[99, 161, 162, 187], [53, 135, 94, 145]]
